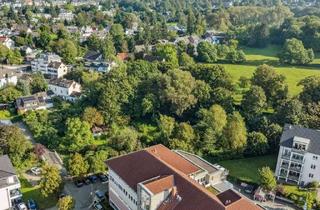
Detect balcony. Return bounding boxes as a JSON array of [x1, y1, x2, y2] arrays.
[[287, 175, 299, 182], [279, 171, 287, 178], [281, 154, 291, 160], [291, 157, 304, 164], [280, 163, 289, 169], [10, 189, 22, 199], [289, 166, 302, 172]]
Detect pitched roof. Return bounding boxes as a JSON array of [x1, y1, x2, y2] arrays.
[[145, 145, 200, 175], [84, 51, 103, 61], [49, 78, 75, 88], [106, 145, 261, 210], [143, 175, 175, 195], [48, 61, 63, 69], [0, 155, 16, 179], [280, 124, 320, 155]]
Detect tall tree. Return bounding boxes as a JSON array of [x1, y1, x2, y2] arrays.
[[67, 153, 89, 177], [259, 166, 277, 191], [241, 85, 267, 119], [58, 196, 75, 210], [222, 112, 247, 151], [40, 165, 62, 197]]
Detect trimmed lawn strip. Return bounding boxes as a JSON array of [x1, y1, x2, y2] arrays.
[[218, 154, 277, 184]]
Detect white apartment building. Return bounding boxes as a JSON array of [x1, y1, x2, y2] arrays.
[[0, 69, 19, 88], [31, 53, 67, 78], [48, 78, 81, 101], [106, 144, 259, 210], [0, 155, 22, 210], [275, 124, 320, 186]]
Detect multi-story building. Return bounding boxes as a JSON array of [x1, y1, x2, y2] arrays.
[[31, 53, 67, 78], [106, 144, 261, 210], [48, 78, 81, 101], [0, 69, 19, 88], [0, 155, 22, 210], [275, 124, 320, 186]]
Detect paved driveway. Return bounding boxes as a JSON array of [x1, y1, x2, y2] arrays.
[[62, 181, 108, 210]]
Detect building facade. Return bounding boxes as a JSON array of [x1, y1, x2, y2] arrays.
[[106, 144, 260, 210], [48, 78, 81, 101], [0, 69, 19, 88], [275, 124, 320, 186], [31, 53, 67, 78], [0, 155, 21, 210]]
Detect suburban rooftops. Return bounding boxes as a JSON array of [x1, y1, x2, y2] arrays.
[[106, 144, 261, 210], [280, 124, 320, 155], [49, 78, 76, 88], [0, 155, 16, 179]]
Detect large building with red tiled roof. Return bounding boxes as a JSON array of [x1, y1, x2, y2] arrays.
[[106, 144, 261, 210]]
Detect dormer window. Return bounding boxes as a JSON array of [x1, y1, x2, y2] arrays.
[[292, 136, 310, 151]]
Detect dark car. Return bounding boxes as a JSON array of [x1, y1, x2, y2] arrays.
[[74, 179, 85, 187], [95, 190, 106, 201], [88, 175, 98, 183], [84, 177, 91, 185], [27, 199, 37, 210], [59, 193, 67, 199], [98, 173, 109, 183]]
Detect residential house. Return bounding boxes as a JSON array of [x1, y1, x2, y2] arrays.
[[203, 31, 226, 45], [0, 36, 15, 49], [0, 69, 19, 88], [84, 51, 115, 73], [16, 92, 53, 113], [57, 11, 75, 22], [106, 144, 261, 210], [31, 53, 67, 78], [0, 155, 22, 210], [275, 124, 320, 186], [48, 78, 81, 101]]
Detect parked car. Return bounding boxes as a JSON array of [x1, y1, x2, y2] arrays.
[[16, 202, 28, 210], [59, 193, 67, 199], [93, 202, 104, 210], [84, 177, 91, 185], [74, 179, 84, 188], [30, 167, 41, 176], [27, 199, 37, 210], [95, 190, 106, 202], [98, 173, 108, 183], [240, 182, 255, 194], [88, 175, 98, 183]]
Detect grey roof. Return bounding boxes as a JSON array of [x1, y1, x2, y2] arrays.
[[0, 155, 16, 179], [280, 124, 320, 155]]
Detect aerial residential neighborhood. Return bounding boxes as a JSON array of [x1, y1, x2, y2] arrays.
[[1, 0, 320, 210]]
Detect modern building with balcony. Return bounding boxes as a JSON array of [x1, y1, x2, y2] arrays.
[[275, 124, 320, 186], [31, 53, 67, 78], [0, 155, 21, 210], [106, 144, 261, 210]]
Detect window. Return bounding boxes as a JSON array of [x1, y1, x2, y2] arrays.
[[313, 156, 318, 160], [311, 164, 316, 169], [309, 173, 314, 178]]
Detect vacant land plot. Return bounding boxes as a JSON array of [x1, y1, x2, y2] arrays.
[[221, 45, 320, 97], [218, 154, 278, 184]]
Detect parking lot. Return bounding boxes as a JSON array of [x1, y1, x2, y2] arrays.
[[62, 180, 108, 210]]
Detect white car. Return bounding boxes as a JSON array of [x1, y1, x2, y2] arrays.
[[30, 167, 41, 175], [16, 203, 28, 210], [93, 202, 104, 210]]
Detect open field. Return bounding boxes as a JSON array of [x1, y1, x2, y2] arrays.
[[221, 45, 320, 97], [218, 154, 278, 184]]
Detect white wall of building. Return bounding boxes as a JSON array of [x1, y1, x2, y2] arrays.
[[0, 76, 17, 88], [300, 153, 320, 184], [109, 169, 138, 210]]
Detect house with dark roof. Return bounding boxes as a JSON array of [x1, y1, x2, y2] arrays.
[[15, 92, 53, 113], [48, 78, 81, 102], [0, 155, 21, 210], [275, 124, 320, 186], [83, 51, 116, 73], [106, 144, 261, 210]]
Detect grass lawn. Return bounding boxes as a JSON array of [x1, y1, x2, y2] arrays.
[[221, 45, 320, 97], [218, 154, 278, 184], [20, 176, 58, 209]]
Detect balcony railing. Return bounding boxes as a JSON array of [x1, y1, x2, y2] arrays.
[[281, 163, 289, 169], [287, 175, 299, 182], [10, 189, 22, 198], [281, 154, 291, 160], [291, 157, 304, 163], [289, 166, 302, 172]]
